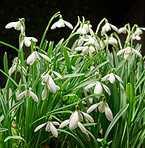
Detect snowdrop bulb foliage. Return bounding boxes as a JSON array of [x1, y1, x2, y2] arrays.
[[51, 18, 73, 29]]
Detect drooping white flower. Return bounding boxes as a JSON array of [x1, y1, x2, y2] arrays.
[[27, 51, 51, 65], [104, 37, 118, 47], [75, 45, 96, 57], [41, 72, 60, 95], [101, 23, 119, 36], [8, 57, 27, 76], [17, 88, 38, 102], [77, 23, 94, 35], [87, 101, 113, 121], [51, 18, 73, 29], [19, 36, 38, 50], [118, 27, 127, 34], [85, 81, 111, 96], [117, 47, 142, 60], [34, 121, 59, 138], [102, 73, 123, 84], [132, 27, 145, 40], [5, 20, 23, 33], [59, 110, 94, 133]]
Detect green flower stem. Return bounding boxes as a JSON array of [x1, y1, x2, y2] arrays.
[[39, 12, 60, 49]]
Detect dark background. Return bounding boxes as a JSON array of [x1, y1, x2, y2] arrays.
[[0, 0, 145, 87]]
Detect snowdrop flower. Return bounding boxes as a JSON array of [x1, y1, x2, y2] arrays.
[[34, 121, 59, 138], [41, 72, 60, 96], [8, 57, 27, 76], [59, 110, 94, 133], [104, 37, 118, 47], [118, 27, 127, 34], [77, 23, 94, 35], [75, 45, 96, 57], [132, 27, 145, 40], [5, 20, 24, 33], [51, 18, 73, 29], [102, 73, 123, 84], [17, 88, 38, 102], [117, 47, 142, 60], [87, 101, 113, 121], [27, 51, 51, 65], [101, 23, 118, 36], [85, 81, 111, 96], [20, 36, 38, 50]]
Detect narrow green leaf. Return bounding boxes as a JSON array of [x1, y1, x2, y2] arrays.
[[0, 128, 8, 133], [4, 136, 28, 148], [8, 100, 24, 115], [104, 104, 129, 139], [47, 41, 54, 57], [3, 52, 9, 74], [63, 47, 72, 73]]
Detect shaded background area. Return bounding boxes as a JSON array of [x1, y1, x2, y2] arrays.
[[0, 0, 144, 87]]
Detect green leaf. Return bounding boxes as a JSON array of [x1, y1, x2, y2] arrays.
[[104, 104, 129, 139], [47, 41, 54, 57], [0, 128, 8, 133], [0, 41, 19, 52], [8, 100, 24, 115], [63, 73, 85, 78], [57, 129, 85, 148], [63, 47, 72, 73], [4, 136, 28, 148], [3, 52, 9, 74]]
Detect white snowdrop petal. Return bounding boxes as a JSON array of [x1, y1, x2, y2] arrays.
[[94, 82, 102, 94], [102, 84, 111, 95], [75, 47, 84, 51], [8, 65, 17, 75], [56, 19, 65, 28], [27, 52, 37, 65], [34, 123, 47, 132], [59, 120, 69, 128], [50, 122, 58, 138], [42, 86, 47, 100], [124, 53, 130, 60], [48, 76, 57, 93], [87, 103, 100, 113], [52, 121, 60, 126], [38, 53, 51, 62], [85, 83, 96, 91], [64, 20, 73, 29], [117, 49, 126, 56], [29, 37, 38, 42], [53, 71, 63, 79], [101, 74, 110, 81], [118, 27, 127, 34], [69, 111, 79, 130], [105, 104, 113, 121], [132, 48, 142, 58], [17, 91, 26, 100], [115, 75, 123, 83], [5, 22, 16, 29], [24, 37, 31, 47], [78, 122, 87, 133], [109, 73, 115, 84], [51, 22, 57, 29], [30, 91, 38, 102], [81, 112, 94, 122], [110, 24, 119, 33]]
